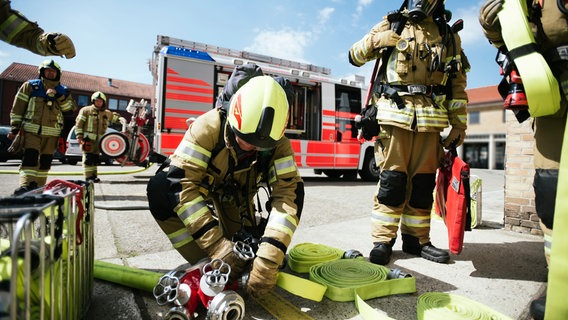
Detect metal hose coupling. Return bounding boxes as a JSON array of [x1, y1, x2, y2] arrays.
[[165, 305, 193, 320], [206, 290, 245, 320], [343, 249, 363, 259], [388, 268, 412, 279]]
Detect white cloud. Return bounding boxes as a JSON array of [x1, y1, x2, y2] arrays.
[[452, 3, 485, 46], [244, 29, 312, 63], [352, 0, 373, 24], [318, 7, 335, 25]]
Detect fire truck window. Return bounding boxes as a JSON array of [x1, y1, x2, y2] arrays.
[[286, 85, 307, 137], [335, 85, 362, 140]]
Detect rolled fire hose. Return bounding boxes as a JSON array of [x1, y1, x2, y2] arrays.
[[93, 260, 163, 293], [281, 243, 415, 320], [417, 292, 512, 320], [498, 0, 561, 117], [545, 109, 568, 318]]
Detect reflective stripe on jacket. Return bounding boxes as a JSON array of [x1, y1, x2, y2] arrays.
[[10, 80, 74, 137], [75, 105, 121, 141], [349, 15, 469, 132]]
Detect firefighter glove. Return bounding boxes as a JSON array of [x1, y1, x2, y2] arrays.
[[205, 237, 247, 279], [39, 32, 76, 59], [371, 30, 401, 49], [479, 0, 505, 46], [246, 256, 279, 297], [443, 127, 466, 148]]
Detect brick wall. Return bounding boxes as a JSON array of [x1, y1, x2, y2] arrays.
[[504, 115, 542, 235]]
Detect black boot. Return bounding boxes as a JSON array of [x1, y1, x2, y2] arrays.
[[402, 234, 449, 264], [369, 238, 396, 265], [529, 295, 545, 320], [13, 181, 38, 196]]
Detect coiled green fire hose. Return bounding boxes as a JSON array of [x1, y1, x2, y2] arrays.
[[417, 292, 512, 320]]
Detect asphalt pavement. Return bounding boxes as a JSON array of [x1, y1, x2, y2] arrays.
[[0, 161, 546, 320]]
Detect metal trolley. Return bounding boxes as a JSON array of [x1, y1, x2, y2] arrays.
[[0, 180, 94, 320]]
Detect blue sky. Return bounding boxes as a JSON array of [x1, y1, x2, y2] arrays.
[[1, 0, 500, 89]]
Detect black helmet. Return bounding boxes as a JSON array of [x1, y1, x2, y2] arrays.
[[38, 59, 62, 81]]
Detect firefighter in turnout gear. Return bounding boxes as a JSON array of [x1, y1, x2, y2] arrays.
[[0, 0, 75, 58], [8, 59, 75, 195], [75, 91, 125, 182], [479, 0, 568, 318], [148, 75, 304, 297], [349, 0, 469, 265]]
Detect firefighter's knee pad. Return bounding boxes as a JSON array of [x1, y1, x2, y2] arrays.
[[534, 169, 558, 229], [39, 154, 53, 170], [410, 173, 436, 209], [147, 163, 184, 221], [84, 153, 99, 166], [377, 170, 407, 206], [22, 149, 39, 167]]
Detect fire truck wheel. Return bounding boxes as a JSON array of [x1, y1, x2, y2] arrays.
[[359, 150, 380, 182]]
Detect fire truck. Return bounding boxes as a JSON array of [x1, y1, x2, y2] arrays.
[[150, 35, 379, 181]]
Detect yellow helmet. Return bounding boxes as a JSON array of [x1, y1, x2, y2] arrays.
[[91, 91, 107, 106], [38, 59, 62, 81], [228, 76, 289, 149]]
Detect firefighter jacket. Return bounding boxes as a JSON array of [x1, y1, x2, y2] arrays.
[[349, 14, 469, 132], [169, 108, 304, 267], [75, 105, 121, 141], [10, 79, 74, 137], [0, 0, 48, 55]]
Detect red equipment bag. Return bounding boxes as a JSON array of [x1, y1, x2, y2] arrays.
[[434, 149, 472, 255]]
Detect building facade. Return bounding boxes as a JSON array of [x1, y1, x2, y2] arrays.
[[0, 62, 152, 141]]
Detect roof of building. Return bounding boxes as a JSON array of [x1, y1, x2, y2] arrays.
[[466, 85, 503, 105], [0, 62, 152, 99]]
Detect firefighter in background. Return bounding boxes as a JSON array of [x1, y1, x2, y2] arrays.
[[148, 75, 304, 296], [0, 0, 75, 58], [479, 1, 568, 318], [8, 59, 75, 195], [349, 0, 469, 265], [75, 91, 125, 182]]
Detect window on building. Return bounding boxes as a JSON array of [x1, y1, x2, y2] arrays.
[[469, 111, 480, 124], [118, 99, 129, 111], [77, 95, 89, 107], [108, 98, 118, 110]]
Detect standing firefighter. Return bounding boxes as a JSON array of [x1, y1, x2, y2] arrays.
[[349, 0, 469, 265], [75, 91, 125, 182], [147, 72, 304, 296], [479, 0, 568, 318], [0, 0, 75, 58], [8, 59, 75, 195]]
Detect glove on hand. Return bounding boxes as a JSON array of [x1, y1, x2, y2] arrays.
[[479, 0, 503, 30], [39, 33, 76, 58], [246, 256, 279, 297], [371, 30, 401, 49], [206, 238, 247, 279], [443, 127, 466, 148]]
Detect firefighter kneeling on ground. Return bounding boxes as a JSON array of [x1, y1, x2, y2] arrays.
[[74, 91, 125, 182], [147, 74, 304, 297], [349, 0, 469, 265]]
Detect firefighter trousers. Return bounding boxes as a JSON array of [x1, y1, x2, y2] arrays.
[[533, 112, 567, 265], [371, 125, 443, 245], [19, 132, 58, 188]]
